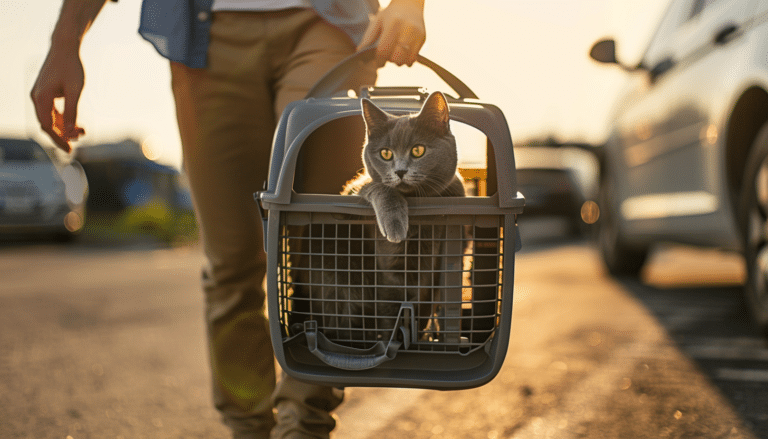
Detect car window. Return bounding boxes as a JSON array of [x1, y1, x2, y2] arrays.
[[642, 0, 697, 68], [0, 140, 49, 163], [673, 0, 756, 62], [642, 0, 755, 72], [755, 0, 768, 17], [689, 0, 720, 19]]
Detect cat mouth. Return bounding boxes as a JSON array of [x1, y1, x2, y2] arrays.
[[395, 181, 418, 193]]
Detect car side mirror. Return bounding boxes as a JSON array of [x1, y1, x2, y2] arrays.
[[589, 39, 618, 64], [590, 38, 641, 73]]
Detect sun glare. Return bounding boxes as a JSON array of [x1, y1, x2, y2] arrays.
[[141, 137, 162, 161]]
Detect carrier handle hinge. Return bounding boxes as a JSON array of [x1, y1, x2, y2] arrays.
[[255, 186, 269, 251]]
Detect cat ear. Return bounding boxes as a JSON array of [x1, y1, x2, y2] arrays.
[[416, 92, 450, 135], [361, 98, 391, 137]]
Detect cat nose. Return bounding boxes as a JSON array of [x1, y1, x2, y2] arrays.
[[395, 170, 407, 179]]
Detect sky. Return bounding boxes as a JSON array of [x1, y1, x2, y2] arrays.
[[1, 0, 670, 170]]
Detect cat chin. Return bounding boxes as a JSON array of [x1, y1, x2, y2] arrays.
[[393, 181, 418, 194], [391, 180, 452, 195]]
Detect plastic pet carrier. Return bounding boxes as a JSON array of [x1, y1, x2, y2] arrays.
[[257, 47, 524, 390]]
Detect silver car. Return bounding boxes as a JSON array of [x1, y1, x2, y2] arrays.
[[0, 139, 88, 241], [590, 0, 768, 335]]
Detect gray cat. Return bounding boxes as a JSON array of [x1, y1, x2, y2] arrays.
[[291, 91, 466, 346]]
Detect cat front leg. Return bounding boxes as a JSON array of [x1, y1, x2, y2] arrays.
[[360, 183, 409, 243]]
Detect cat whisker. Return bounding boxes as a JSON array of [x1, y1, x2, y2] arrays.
[[419, 177, 447, 196]]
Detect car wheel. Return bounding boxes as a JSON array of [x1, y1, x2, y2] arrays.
[[740, 122, 768, 336], [597, 168, 648, 277]]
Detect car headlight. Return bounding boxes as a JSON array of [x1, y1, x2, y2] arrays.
[[61, 164, 87, 205]]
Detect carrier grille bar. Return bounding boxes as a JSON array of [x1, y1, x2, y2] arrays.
[[276, 212, 504, 353]]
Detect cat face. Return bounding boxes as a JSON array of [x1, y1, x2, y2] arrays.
[[361, 92, 457, 196]]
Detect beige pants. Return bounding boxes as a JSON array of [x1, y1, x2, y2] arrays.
[[170, 9, 376, 439]]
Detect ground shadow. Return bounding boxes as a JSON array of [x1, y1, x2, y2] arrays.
[[619, 278, 768, 436]]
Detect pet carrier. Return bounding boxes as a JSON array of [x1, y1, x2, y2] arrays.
[[257, 47, 524, 390]]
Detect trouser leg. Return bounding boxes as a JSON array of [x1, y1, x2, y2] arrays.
[[171, 59, 277, 436], [268, 9, 377, 439], [171, 8, 376, 439], [170, 12, 279, 437]]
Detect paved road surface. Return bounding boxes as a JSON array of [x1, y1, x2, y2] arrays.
[[1, 223, 766, 438]]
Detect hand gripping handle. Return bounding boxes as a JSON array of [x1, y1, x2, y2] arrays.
[[305, 45, 478, 100]]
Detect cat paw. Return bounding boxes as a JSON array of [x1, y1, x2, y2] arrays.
[[379, 217, 409, 243]]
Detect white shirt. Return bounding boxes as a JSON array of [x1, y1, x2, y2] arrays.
[[212, 0, 312, 11]]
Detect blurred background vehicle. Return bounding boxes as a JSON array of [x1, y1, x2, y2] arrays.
[[0, 138, 88, 242], [514, 142, 601, 237], [74, 139, 195, 245], [590, 0, 768, 335]]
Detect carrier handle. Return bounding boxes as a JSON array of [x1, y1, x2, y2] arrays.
[[305, 45, 478, 100], [304, 321, 402, 371], [302, 303, 414, 371]]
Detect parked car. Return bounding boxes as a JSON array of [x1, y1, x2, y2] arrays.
[[74, 140, 195, 244], [514, 145, 600, 236], [0, 138, 88, 241], [590, 0, 768, 334]]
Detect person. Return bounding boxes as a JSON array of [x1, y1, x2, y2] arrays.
[[31, 0, 426, 438]]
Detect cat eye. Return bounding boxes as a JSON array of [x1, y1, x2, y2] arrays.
[[411, 145, 426, 158], [380, 149, 393, 160]]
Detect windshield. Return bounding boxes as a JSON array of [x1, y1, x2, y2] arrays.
[[0, 139, 50, 163]]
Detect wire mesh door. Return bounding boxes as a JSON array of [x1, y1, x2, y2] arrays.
[[276, 211, 505, 360]]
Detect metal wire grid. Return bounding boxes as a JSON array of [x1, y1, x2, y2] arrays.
[[276, 212, 504, 354]]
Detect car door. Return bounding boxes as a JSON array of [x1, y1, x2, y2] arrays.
[[613, 0, 697, 220], [615, 0, 756, 245]]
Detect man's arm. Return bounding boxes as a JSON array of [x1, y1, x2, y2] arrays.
[[358, 0, 426, 67], [30, 0, 110, 152]]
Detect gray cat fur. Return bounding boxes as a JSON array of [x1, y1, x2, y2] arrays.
[[291, 91, 466, 344]]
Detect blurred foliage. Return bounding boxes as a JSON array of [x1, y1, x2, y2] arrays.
[[83, 207, 198, 247]]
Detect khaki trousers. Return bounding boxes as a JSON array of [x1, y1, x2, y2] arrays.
[[170, 9, 376, 438]]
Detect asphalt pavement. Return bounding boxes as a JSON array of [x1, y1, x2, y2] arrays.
[[1, 219, 766, 438]]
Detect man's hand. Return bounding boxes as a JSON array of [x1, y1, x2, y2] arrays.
[[30, 0, 108, 153], [358, 0, 426, 67], [31, 48, 86, 153]]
